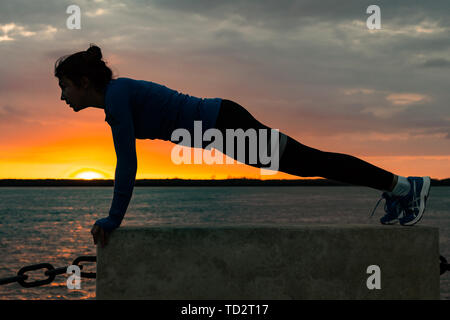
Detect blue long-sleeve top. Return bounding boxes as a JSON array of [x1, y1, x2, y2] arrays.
[[94, 77, 222, 231]]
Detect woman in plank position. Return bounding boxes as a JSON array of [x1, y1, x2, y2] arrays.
[[54, 44, 431, 247]]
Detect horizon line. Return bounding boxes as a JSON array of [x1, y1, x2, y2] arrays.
[[0, 177, 449, 181]]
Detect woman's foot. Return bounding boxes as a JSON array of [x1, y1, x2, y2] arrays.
[[398, 176, 431, 226], [371, 192, 404, 225], [370, 176, 431, 226]]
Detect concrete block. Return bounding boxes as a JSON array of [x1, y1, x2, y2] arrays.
[[96, 224, 440, 299]]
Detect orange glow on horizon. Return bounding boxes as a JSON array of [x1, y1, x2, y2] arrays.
[[71, 169, 107, 180], [1, 99, 448, 181]]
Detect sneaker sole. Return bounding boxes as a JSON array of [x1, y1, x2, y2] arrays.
[[381, 219, 399, 225], [401, 176, 431, 226]]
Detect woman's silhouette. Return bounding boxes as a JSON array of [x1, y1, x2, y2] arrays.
[[55, 44, 431, 247]]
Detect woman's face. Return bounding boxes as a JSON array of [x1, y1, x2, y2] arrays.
[[58, 76, 88, 112]]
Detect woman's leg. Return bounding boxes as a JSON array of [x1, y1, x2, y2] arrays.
[[279, 136, 396, 191], [214, 99, 396, 192]]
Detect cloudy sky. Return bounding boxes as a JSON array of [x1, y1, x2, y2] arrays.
[[0, 0, 449, 180]]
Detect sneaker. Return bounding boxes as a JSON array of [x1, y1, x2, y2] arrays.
[[370, 192, 404, 225], [398, 176, 431, 226]]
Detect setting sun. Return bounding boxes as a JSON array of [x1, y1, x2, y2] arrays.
[[75, 171, 104, 180], [67, 168, 109, 180]]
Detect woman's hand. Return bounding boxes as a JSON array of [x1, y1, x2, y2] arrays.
[[91, 224, 110, 248]]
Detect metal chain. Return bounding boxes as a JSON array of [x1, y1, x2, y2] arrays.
[[1, 254, 448, 288], [0, 255, 96, 288]]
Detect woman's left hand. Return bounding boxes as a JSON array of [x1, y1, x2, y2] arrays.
[[91, 224, 110, 248]]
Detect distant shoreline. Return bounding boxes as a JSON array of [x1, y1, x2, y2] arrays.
[[0, 178, 449, 187]]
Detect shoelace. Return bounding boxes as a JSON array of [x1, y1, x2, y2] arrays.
[[369, 197, 384, 218], [369, 193, 403, 219], [370, 181, 421, 220]]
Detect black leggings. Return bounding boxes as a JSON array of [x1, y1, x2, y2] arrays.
[[213, 99, 395, 191]]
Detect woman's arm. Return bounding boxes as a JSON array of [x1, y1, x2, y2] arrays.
[[95, 95, 137, 233]]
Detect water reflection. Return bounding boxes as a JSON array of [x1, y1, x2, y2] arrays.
[[0, 186, 448, 299]]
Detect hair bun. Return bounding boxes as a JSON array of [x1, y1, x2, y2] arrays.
[[85, 44, 102, 61]]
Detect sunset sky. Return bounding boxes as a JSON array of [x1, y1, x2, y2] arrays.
[[1, 0, 449, 180]]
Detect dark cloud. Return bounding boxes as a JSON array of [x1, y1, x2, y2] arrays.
[[147, 0, 450, 29], [408, 126, 450, 139], [1, 0, 449, 149], [0, 104, 32, 123], [421, 58, 450, 68]]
